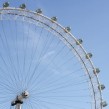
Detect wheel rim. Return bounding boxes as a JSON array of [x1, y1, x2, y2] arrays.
[[0, 8, 102, 109]]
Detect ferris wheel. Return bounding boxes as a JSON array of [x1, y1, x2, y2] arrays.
[[0, 2, 107, 109]]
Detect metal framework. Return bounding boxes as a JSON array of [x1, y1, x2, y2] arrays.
[[0, 7, 105, 109]]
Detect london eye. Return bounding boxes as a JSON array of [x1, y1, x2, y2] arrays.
[[0, 2, 107, 109]]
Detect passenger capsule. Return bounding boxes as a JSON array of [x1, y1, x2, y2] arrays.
[[36, 9, 42, 14], [101, 101, 108, 107], [86, 53, 93, 59], [64, 27, 71, 33], [98, 84, 105, 90], [20, 4, 26, 9], [51, 17, 57, 22], [93, 68, 100, 74], [76, 39, 83, 45], [3, 2, 9, 8]]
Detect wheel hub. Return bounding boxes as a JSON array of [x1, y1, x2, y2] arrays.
[[11, 91, 29, 109]]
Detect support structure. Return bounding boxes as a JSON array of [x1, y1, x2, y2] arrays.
[[15, 104, 22, 109]]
